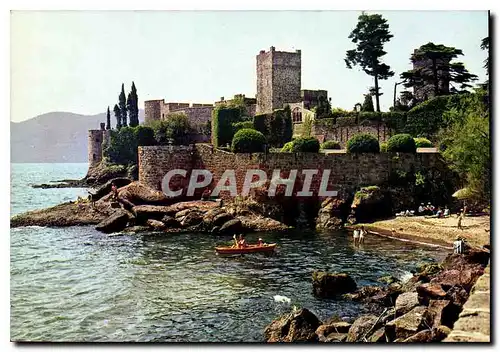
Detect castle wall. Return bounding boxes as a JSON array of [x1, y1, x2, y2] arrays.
[[138, 144, 444, 200], [144, 100, 163, 123], [88, 130, 104, 166], [307, 122, 392, 146], [256, 49, 274, 114], [174, 106, 214, 127]]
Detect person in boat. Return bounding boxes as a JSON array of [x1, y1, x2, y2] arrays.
[[353, 228, 360, 246], [359, 226, 366, 244], [257, 237, 264, 246], [233, 234, 247, 248]]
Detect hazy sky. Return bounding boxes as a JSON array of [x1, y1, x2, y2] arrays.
[[10, 10, 489, 122]]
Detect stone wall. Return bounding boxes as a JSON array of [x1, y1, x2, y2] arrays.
[[138, 144, 445, 200], [144, 100, 163, 123], [174, 106, 214, 127], [309, 121, 392, 146], [88, 129, 104, 167]]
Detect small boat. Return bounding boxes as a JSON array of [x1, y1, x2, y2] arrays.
[[215, 243, 277, 255]]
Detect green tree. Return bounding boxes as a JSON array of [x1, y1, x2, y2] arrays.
[[315, 96, 332, 118], [400, 43, 478, 99], [439, 90, 490, 202], [147, 113, 193, 145], [345, 12, 394, 112], [119, 83, 128, 127], [106, 106, 111, 130], [361, 93, 374, 112], [113, 104, 121, 130], [128, 82, 139, 127]]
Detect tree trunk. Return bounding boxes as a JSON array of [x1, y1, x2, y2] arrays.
[[374, 75, 381, 112]]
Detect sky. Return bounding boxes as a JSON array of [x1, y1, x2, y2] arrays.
[[10, 10, 489, 122]]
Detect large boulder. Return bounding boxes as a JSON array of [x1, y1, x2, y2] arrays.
[[316, 197, 347, 230], [416, 283, 447, 305], [346, 314, 381, 342], [312, 272, 357, 298], [395, 292, 419, 317], [238, 215, 289, 232], [403, 325, 451, 342], [351, 186, 390, 223], [264, 308, 321, 342], [115, 181, 171, 205], [423, 299, 458, 329], [316, 321, 352, 342], [213, 212, 234, 227], [441, 249, 490, 270], [180, 211, 203, 227], [175, 208, 192, 219], [202, 208, 227, 228], [132, 205, 173, 223], [430, 267, 484, 292], [219, 219, 243, 234], [343, 285, 383, 302], [95, 209, 130, 233], [161, 215, 179, 228], [367, 283, 403, 307], [385, 306, 428, 341]]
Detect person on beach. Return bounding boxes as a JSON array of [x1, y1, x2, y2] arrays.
[[359, 226, 366, 244], [453, 236, 465, 254], [353, 228, 360, 246], [418, 203, 425, 215], [443, 206, 450, 218], [458, 212, 464, 230]]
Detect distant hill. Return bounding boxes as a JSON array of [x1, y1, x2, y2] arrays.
[[11, 110, 144, 163]]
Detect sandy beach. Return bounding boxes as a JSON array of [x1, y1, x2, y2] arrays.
[[353, 215, 490, 249]]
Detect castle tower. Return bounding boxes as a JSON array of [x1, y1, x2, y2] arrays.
[[256, 46, 301, 114], [144, 99, 164, 123], [88, 123, 106, 167], [412, 49, 450, 102]]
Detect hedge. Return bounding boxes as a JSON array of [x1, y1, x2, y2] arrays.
[[321, 140, 341, 150], [252, 108, 292, 147], [212, 107, 242, 147], [231, 128, 267, 153], [414, 137, 433, 148], [387, 133, 417, 153], [253, 114, 268, 136], [232, 121, 254, 133], [290, 137, 320, 153], [380, 142, 388, 152], [346, 133, 380, 153]]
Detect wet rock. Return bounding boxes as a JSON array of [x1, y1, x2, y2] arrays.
[[161, 215, 179, 228], [316, 197, 346, 230], [202, 208, 227, 227], [312, 272, 357, 298], [211, 226, 220, 234], [146, 219, 166, 231], [343, 286, 382, 301], [95, 209, 130, 233], [264, 308, 321, 342], [180, 211, 203, 227], [175, 209, 193, 219], [368, 284, 403, 307], [238, 215, 289, 232], [385, 306, 427, 341], [445, 286, 469, 307], [441, 249, 490, 270], [219, 219, 243, 234], [346, 314, 381, 342], [378, 275, 400, 285], [395, 292, 419, 317], [416, 283, 447, 305], [213, 212, 234, 227]]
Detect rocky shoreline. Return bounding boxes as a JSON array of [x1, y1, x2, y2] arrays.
[[264, 247, 490, 343]]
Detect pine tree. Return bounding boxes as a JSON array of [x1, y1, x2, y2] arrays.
[[119, 83, 128, 127], [113, 104, 122, 130], [128, 82, 139, 127], [106, 106, 111, 130], [345, 12, 394, 112], [400, 43, 478, 98], [361, 93, 374, 112]]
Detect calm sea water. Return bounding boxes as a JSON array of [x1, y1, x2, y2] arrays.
[[10, 163, 448, 342]]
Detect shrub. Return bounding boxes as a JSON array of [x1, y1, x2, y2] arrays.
[[212, 107, 242, 147], [232, 121, 254, 133], [331, 108, 357, 119], [381, 112, 407, 133], [359, 112, 381, 124], [387, 133, 417, 153], [290, 137, 320, 153], [231, 128, 267, 153], [414, 137, 433, 148], [346, 133, 380, 153], [281, 141, 294, 152], [380, 142, 388, 152], [147, 113, 193, 145], [135, 125, 156, 146], [253, 114, 268, 136], [321, 140, 341, 150], [252, 109, 292, 147]]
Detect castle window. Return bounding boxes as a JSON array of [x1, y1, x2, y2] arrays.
[[292, 107, 302, 123], [92, 153, 96, 161], [95, 138, 99, 142]]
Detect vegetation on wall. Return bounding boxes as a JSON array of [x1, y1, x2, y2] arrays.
[[387, 133, 417, 153], [321, 140, 341, 150], [147, 113, 193, 146], [212, 106, 243, 147], [252, 107, 293, 147], [414, 137, 433, 148]]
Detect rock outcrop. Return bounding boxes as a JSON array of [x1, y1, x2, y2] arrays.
[[264, 308, 321, 343], [316, 197, 346, 230], [312, 272, 357, 298], [95, 209, 131, 233]]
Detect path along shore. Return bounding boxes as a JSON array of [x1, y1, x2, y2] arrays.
[[350, 215, 490, 249]]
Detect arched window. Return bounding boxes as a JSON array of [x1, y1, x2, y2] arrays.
[[292, 107, 302, 123]]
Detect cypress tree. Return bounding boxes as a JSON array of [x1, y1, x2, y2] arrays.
[[113, 104, 122, 129], [119, 83, 128, 127], [128, 82, 139, 127], [106, 106, 111, 130]]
